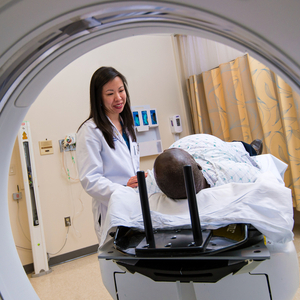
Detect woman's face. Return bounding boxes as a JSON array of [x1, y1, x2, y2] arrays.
[[101, 76, 127, 119]]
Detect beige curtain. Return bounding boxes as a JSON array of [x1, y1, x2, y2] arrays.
[[174, 35, 244, 79], [187, 53, 300, 209]]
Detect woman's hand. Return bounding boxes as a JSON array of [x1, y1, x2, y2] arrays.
[[127, 172, 148, 188]]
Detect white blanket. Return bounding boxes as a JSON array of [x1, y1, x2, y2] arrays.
[[99, 155, 294, 247]]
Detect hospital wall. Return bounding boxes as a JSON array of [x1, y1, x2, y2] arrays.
[[7, 35, 191, 267]]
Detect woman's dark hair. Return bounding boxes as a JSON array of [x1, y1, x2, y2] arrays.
[[78, 66, 136, 149]]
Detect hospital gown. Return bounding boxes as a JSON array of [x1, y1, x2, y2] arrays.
[[169, 134, 261, 188]]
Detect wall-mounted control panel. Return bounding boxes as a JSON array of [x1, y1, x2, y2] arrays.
[[59, 134, 76, 152], [169, 115, 182, 133]]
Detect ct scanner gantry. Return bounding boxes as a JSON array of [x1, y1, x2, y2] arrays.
[[0, 1, 300, 299]]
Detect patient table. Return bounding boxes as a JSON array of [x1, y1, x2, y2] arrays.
[[98, 166, 299, 300]]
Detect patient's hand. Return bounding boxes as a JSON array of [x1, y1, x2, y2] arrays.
[[127, 172, 148, 188]]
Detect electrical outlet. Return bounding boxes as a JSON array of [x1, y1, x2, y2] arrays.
[[64, 216, 71, 227]]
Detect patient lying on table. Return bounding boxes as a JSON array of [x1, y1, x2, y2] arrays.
[[100, 134, 294, 247], [146, 134, 262, 198]]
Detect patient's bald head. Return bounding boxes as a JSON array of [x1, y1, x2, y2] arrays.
[[153, 148, 208, 199]]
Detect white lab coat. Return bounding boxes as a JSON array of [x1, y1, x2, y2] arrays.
[[76, 118, 139, 243]]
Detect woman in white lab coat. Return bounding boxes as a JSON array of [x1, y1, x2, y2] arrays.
[[76, 67, 141, 243]]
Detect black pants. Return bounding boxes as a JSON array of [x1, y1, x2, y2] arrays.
[[240, 141, 257, 156]]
